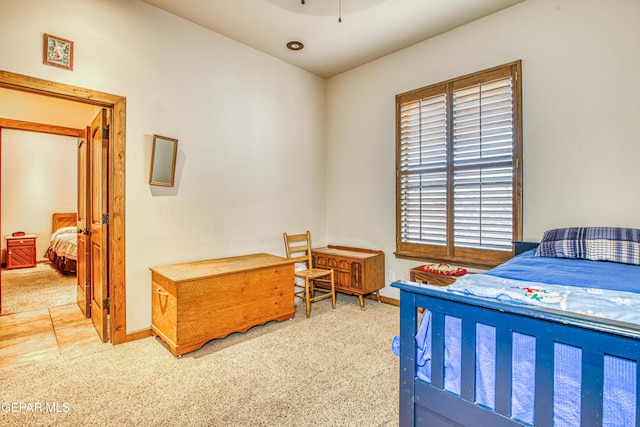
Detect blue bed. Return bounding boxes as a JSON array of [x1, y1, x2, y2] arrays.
[[392, 230, 640, 426]]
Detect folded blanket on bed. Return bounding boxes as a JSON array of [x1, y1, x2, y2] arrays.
[[447, 274, 640, 325]]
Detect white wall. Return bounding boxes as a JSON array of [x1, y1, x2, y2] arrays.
[[1, 130, 77, 259], [0, 0, 326, 332], [325, 0, 640, 298], [2, 0, 638, 326]]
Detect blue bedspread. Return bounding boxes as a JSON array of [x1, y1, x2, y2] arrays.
[[485, 249, 640, 293], [392, 252, 640, 426]]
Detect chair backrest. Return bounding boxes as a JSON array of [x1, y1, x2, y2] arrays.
[[283, 231, 314, 268]]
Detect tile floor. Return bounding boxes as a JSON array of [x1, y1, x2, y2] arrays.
[[0, 303, 105, 369]]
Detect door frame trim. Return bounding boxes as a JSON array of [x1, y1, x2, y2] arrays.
[[0, 70, 131, 344]]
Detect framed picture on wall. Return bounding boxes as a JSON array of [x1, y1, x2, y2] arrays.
[[43, 33, 74, 70]]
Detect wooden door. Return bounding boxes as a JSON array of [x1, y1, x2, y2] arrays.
[[0, 129, 3, 314], [90, 109, 109, 342], [76, 126, 91, 317]]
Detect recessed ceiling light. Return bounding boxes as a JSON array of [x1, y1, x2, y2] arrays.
[[286, 41, 304, 51]]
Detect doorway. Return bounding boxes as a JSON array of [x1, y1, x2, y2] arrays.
[[0, 70, 130, 344], [1, 126, 81, 315]]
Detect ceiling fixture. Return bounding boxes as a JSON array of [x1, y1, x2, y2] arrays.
[[290, 0, 344, 51], [286, 41, 304, 51], [301, 0, 343, 23]]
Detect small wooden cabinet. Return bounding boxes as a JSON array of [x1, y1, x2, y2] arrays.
[[409, 267, 457, 286], [5, 235, 37, 270], [312, 245, 384, 310]]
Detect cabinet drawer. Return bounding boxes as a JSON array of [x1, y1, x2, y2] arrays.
[[315, 255, 354, 288], [314, 255, 332, 269], [7, 238, 35, 248], [349, 260, 363, 290], [334, 269, 353, 289], [315, 255, 350, 272]]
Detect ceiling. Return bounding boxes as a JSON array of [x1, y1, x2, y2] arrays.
[[142, 0, 524, 78]]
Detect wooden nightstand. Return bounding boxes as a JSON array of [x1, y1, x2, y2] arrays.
[[5, 235, 37, 270], [409, 266, 465, 287]]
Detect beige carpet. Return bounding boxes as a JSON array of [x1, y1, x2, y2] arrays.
[[0, 294, 400, 426], [1, 263, 76, 315]]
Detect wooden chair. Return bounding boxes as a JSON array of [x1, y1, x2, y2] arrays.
[[283, 231, 336, 318]]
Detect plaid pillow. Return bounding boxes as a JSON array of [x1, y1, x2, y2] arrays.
[[535, 227, 640, 265]]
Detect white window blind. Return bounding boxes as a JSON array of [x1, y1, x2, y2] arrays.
[[399, 94, 448, 246], [452, 78, 514, 250], [396, 62, 522, 267]]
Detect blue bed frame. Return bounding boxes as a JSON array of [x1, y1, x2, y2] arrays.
[[392, 244, 640, 426]]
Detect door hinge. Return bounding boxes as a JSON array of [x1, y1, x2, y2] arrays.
[[103, 298, 110, 310], [102, 213, 110, 225], [102, 128, 109, 140]]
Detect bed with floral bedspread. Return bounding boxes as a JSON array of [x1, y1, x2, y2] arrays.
[[44, 213, 77, 275]]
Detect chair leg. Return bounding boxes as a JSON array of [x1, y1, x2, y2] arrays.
[[304, 277, 311, 318], [330, 270, 336, 309]]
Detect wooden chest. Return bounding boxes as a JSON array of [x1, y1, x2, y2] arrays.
[[150, 253, 295, 356], [312, 245, 384, 310]]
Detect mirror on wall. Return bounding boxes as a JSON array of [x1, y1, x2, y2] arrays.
[[149, 134, 178, 187]]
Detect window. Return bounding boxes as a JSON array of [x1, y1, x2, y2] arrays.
[[396, 61, 522, 268]]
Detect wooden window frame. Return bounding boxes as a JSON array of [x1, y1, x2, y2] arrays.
[[395, 61, 523, 269]]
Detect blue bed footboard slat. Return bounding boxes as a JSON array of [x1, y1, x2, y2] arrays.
[[581, 349, 604, 426], [432, 312, 445, 390], [461, 319, 476, 402], [495, 328, 513, 417], [393, 280, 640, 427], [398, 293, 417, 424], [534, 339, 555, 427]]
